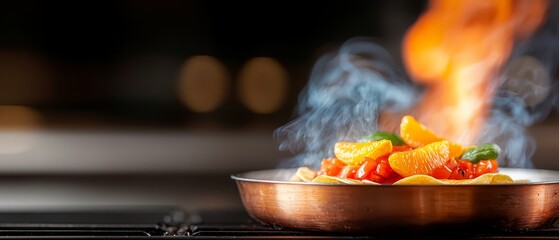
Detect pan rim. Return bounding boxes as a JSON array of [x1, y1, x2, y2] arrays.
[[231, 167, 559, 186]]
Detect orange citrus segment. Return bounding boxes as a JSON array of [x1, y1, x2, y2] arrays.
[[388, 140, 450, 177], [334, 140, 393, 166], [400, 115, 467, 157], [400, 115, 442, 148], [449, 142, 464, 159]]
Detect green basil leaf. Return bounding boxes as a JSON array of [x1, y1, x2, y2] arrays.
[[460, 143, 501, 164], [360, 131, 405, 146]]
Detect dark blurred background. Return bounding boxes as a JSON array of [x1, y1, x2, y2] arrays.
[[0, 0, 425, 128]]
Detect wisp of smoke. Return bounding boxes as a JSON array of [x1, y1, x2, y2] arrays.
[[481, 2, 559, 168], [273, 38, 418, 168]]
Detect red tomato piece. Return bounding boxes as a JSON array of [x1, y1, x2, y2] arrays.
[[375, 158, 393, 178], [489, 160, 499, 172], [431, 165, 452, 179], [338, 165, 357, 179], [449, 167, 465, 180], [458, 160, 474, 179], [445, 158, 458, 170], [355, 157, 379, 180], [368, 173, 384, 183], [474, 160, 487, 178], [473, 159, 499, 178], [317, 158, 346, 176]]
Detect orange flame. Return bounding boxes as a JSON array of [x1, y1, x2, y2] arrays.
[[402, 0, 548, 145]]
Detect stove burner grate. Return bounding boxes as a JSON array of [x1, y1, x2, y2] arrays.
[[0, 208, 555, 239]]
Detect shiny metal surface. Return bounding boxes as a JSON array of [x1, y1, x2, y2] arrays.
[[232, 168, 559, 233]]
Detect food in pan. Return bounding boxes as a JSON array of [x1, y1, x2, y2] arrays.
[[290, 115, 515, 184]]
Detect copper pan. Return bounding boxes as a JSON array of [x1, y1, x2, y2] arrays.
[[232, 168, 559, 233]]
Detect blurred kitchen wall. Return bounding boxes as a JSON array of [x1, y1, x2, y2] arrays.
[[0, 0, 426, 127], [0, 0, 557, 172]]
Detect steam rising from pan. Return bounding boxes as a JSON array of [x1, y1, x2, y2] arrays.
[[480, 2, 559, 167], [274, 38, 418, 168]]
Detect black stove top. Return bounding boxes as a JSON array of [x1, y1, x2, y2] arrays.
[[0, 207, 557, 239]]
